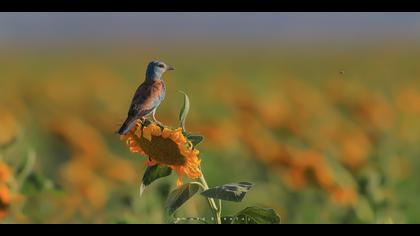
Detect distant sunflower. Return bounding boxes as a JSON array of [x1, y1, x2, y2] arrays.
[[0, 111, 19, 149], [0, 184, 11, 220], [122, 121, 202, 186], [0, 162, 11, 183]]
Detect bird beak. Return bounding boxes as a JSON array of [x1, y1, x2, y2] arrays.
[[167, 65, 175, 71]]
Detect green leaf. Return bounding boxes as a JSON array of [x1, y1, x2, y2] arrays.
[[178, 91, 190, 132], [165, 183, 201, 215], [232, 206, 281, 224], [171, 217, 209, 224], [187, 134, 204, 147], [200, 182, 253, 202], [142, 118, 152, 126], [140, 165, 172, 196], [353, 197, 375, 223], [21, 172, 54, 193], [142, 165, 172, 186], [324, 153, 357, 188], [220, 216, 234, 224]]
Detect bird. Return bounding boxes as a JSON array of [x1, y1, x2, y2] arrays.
[[117, 60, 175, 135]]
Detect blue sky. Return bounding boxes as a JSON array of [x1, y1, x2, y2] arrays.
[[1, 13, 420, 49]]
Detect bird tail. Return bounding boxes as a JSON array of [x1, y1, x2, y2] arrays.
[[117, 116, 137, 135]]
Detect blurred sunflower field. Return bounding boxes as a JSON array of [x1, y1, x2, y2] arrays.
[[2, 14, 420, 222], [1, 45, 420, 223]]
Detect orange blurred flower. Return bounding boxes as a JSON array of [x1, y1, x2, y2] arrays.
[[396, 86, 420, 115], [49, 115, 107, 160], [197, 119, 239, 149], [289, 149, 336, 190], [259, 94, 291, 129], [285, 167, 306, 191], [291, 149, 324, 169], [102, 158, 138, 183], [329, 186, 358, 206], [354, 92, 394, 132], [60, 159, 108, 212], [0, 184, 11, 220], [339, 130, 371, 169], [51, 115, 137, 218], [0, 162, 11, 183], [0, 110, 19, 148], [0, 161, 12, 220], [313, 163, 335, 190], [122, 121, 202, 186]]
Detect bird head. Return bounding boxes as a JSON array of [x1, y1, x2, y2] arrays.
[[145, 60, 175, 81]]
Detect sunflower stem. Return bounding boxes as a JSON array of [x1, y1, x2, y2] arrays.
[[17, 149, 36, 191], [198, 174, 222, 224]]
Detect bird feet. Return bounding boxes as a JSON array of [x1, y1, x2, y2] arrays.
[[152, 111, 164, 127], [153, 119, 164, 127]]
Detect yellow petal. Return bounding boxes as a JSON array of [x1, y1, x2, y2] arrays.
[[162, 128, 172, 139], [177, 135, 187, 145], [179, 146, 192, 157], [142, 126, 152, 141], [171, 131, 181, 142], [151, 125, 162, 136], [176, 177, 183, 187], [135, 127, 142, 138]]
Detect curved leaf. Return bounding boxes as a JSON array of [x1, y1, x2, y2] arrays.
[[171, 217, 209, 224], [165, 183, 201, 215], [200, 182, 253, 202], [178, 91, 190, 132], [187, 134, 204, 148], [140, 165, 172, 196], [232, 206, 280, 224]]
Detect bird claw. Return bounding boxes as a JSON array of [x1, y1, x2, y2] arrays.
[[154, 120, 164, 127], [152, 112, 163, 127]]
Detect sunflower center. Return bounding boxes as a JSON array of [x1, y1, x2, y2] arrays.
[[137, 135, 187, 166]]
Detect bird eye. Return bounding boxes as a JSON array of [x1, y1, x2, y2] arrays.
[[158, 64, 165, 68]]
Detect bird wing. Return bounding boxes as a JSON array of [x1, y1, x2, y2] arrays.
[[127, 80, 164, 118]]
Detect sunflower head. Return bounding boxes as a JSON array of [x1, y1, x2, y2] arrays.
[[122, 121, 202, 186], [0, 162, 11, 183], [0, 111, 19, 149], [0, 184, 11, 220]]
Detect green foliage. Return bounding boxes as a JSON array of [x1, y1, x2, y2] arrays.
[[187, 134, 204, 148], [231, 207, 281, 224], [201, 182, 253, 202], [136, 92, 281, 224], [4, 49, 416, 223], [171, 217, 209, 224], [140, 165, 172, 196], [178, 91, 190, 132], [165, 183, 201, 216], [21, 172, 54, 194]]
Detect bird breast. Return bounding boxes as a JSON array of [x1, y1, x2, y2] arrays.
[[152, 79, 166, 101]]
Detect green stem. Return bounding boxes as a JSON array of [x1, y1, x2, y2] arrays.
[[198, 174, 222, 224], [17, 149, 36, 191]]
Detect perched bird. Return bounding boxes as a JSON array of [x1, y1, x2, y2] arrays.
[[117, 60, 174, 135]]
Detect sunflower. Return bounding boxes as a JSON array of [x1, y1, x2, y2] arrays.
[[0, 184, 11, 220], [0, 162, 11, 183], [0, 111, 18, 149], [329, 186, 358, 206], [121, 121, 202, 186]]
